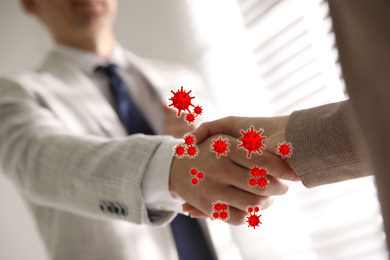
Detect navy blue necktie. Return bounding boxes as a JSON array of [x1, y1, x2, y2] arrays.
[[96, 64, 216, 260], [96, 64, 154, 135]]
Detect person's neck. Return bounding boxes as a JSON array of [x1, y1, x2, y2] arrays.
[[55, 31, 116, 59]]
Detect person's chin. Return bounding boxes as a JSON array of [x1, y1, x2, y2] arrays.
[[71, 1, 106, 18]]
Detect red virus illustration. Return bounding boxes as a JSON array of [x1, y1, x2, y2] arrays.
[[219, 211, 229, 220], [249, 166, 261, 177], [248, 178, 257, 187], [258, 168, 267, 177], [211, 136, 230, 158], [183, 134, 196, 146], [277, 141, 293, 159], [190, 168, 198, 176], [175, 134, 199, 159], [213, 202, 223, 212], [168, 86, 195, 116], [186, 145, 198, 158], [257, 177, 268, 188], [246, 206, 262, 230], [174, 144, 185, 158], [211, 201, 229, 221], [189, 168, 205, 186], [247, 166, 269, 188], [185, 113, 197, 124], [212, 212, 220, 219], [167, 86, 205, 136], [193, 105, 203, 116], [191, 177, 199, 186], [238, 126, 266, 158]]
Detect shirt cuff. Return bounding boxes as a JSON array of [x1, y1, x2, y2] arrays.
[[141, 137, 185, 214]]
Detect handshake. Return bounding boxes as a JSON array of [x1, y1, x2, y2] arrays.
[[169, 115, 300, 225]]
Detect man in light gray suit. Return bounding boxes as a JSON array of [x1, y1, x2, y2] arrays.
[[0, 0, 296, 259]]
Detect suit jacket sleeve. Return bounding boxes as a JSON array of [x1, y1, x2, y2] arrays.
[[0, 75, 176, 226], [286, 100, 372, 188]]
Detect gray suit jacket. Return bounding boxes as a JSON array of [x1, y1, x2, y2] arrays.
[[0, 50, 204, 259]]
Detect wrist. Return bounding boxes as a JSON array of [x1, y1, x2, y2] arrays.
[[265, 115, 290, 155]]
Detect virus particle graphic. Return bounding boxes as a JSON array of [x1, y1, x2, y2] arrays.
[[247, 165, 269, 188], [190, 168, 198, 176], [189, 168, 205, 186], [238, 126, 266, 158], [219, 211, 229, 221], [249, 166, 261, 177], [213, 202, 223, 212], [185, 113, 196, 125], [193, 105, 203, 116], [212, 212, 220, 219], [186, 145, 198, 158], [257, 177, 268, 188], [258, 168, 267, 177], [246, 207, 262, 230], [211, 136, 230, 158], [211, 201, 229, 221], [183, 134, 196, 146], [168, 86, 195, 116], [248, 178, 257, 187], [190, 168, 204, 186], [174, 144, 185, 158], [191, 177, 199, 186], [277, 141, 293, 159]]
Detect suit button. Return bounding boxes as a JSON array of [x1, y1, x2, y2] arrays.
[[112, 203, 121, 214], [106, 203, 114, 213], [99, 202, 107, 212], [120, 204, 128, 216]]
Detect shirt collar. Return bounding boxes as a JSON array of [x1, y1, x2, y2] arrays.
[[53, 43, 130, 75]]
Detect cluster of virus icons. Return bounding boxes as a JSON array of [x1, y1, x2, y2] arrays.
[[174, 134, 198, 158], [168, 86, 293, 229], [211, 201, 229, 221], [189, 168, 204, 186], [168, 86, 203, 125], [247, 166, 269, 188]]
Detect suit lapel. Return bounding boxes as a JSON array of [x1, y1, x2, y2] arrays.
[[37, 49, 181, 137], [123, 51, 174, 102], [38, 51, 128, 137]]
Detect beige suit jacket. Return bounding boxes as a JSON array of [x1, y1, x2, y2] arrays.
[[0, 50, 205, 259], [287, 0, 390, 252]]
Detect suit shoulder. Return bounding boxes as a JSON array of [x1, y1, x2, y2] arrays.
[[0, 71, 43, 98]]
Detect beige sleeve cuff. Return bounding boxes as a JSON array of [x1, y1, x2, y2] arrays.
[[286, 100, 372, 188]]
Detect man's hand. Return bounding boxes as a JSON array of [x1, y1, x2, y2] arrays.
[[180, 116, 300, 220], [169, 134, 297, 225], [192, 116, 291, 158], [162, 104, 201, 138]]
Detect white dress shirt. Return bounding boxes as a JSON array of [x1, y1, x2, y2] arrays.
[[53, 44, 184, 215]]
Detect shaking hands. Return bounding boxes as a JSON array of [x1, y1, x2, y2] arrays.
[[169, 115, 300, 225]]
